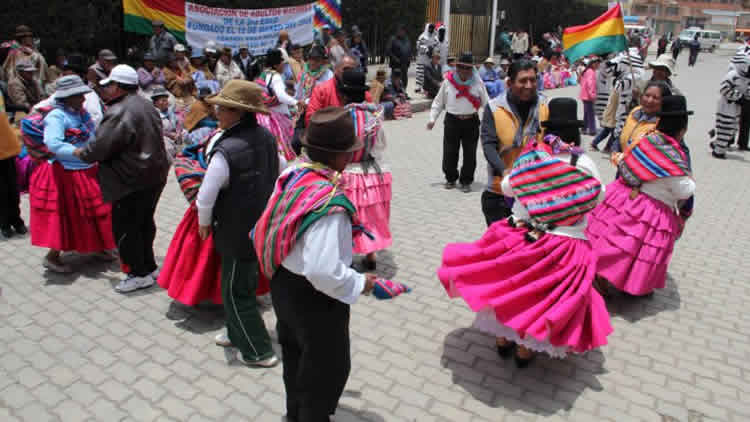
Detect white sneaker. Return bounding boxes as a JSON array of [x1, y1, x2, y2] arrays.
[[239, 354, 280, 368], [214, 332, 232, 347], [115, 275, 155, 294], [151, 267, 161, 280]]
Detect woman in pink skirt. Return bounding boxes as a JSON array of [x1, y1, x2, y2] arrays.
[[438, 98, 612, 367], [585, 95, 695, 296], [341, 103, 393, 269], [29, 75, 115, 272]]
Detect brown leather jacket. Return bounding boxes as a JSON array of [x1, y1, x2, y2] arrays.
[[79, 93, 170, 202]]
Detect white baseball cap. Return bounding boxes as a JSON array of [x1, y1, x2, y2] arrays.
[[100, 64, 138, 86], [174, 43, 186, 52]]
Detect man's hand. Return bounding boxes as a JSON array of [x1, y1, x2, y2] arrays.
[[198, 225, 211, 240], [426, 121, 435, 130], [363, 273, 377, 295]]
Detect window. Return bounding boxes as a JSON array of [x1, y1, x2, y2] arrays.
[[666, 7, 679, 16]]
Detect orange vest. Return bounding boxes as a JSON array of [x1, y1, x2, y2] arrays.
[[0, 96, 22, 160], [489, 102, 549, 193], [620, 106, 658, 152]]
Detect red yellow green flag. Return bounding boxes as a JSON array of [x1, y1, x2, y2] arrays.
[[123, 0, 186, 41], [563, 3, 627, 63]]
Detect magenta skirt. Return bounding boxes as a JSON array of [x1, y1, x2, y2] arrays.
[[438, 220, 613, 356], [29, 161, 115, 253], [257, 111, 296, 162], [585, 178, 683, 296], [341, 170, 393, 254]]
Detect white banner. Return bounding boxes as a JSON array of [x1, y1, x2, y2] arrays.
[[185, 2, 314, 56]]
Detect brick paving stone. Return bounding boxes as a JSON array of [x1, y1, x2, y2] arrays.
[[2, 51, 750, 421]]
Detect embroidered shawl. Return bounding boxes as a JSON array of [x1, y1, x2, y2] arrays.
[[619, 131, 690, 187], [347, 103, 384, 163], [509, 135, 602, 227]]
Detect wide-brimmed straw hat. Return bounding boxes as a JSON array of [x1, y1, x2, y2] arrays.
[[302, 107, 364, 153], [648, 54, 677, 76], [205, 80, 269, 114], [54, 75, 92, 99]]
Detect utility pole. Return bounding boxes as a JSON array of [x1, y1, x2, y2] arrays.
[[490, 0, 498, 58]]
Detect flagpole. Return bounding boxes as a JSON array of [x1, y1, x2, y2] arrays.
[[619, 2, 640, 100]]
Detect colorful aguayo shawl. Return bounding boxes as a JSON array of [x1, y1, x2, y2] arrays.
[[347, 103, 384, 163], [255, 71, 282, 108], [620, 131, 690, 187], [252, 162, 370, 280], [21, 105, 95, 161], [509, 135, 602, 227], [445, 71, 481, 110], [173, 132, 215, 204]]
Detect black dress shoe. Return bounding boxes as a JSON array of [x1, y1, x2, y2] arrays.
[[711, 151, 726, 159], [12, 223, 28, 235], [460, 184, 471, 193], [514, 352, 535, 368], [496, 343, 515, 359], [1, 226, 13, 238], [444, 181, 456, 190], [739, 146, 750, 151]]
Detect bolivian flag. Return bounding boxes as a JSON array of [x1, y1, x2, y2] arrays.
[[563, 3, 627, 63], [123, 0, 186, 41]]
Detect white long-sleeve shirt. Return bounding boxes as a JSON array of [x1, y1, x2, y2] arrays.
[[502, 153, 604, 240], [282, 212, 366, 304], [267, 71, 297, 115], [196, 129, 287, 226], [429, 76, 489, 124]]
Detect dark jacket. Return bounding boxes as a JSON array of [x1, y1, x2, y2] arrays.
[[79, 93, 170, 202], [209, 119, 279, 260], [233, 53, 258, 80], [423, 63, 443, 97], [387, 35, 412, 68]]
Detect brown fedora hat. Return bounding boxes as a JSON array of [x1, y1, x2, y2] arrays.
[[205, 80, 269, 115], [301, 107, 364, 153]]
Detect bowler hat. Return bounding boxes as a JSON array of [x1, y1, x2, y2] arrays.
[[265, 49, 284, 67], [64, 53, 87, 74], [541, 98, 584, 129], [457, 52, 474, 67], [308, 45, 327, 59], [302, 107, 364, 153], [205, 80, 269, 115], [339, 70, 369, 95], [656, 95, 693, 117]]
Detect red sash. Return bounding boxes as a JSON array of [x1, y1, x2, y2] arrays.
[[445, 71, 481, 110]]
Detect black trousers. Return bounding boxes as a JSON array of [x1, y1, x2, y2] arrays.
[[737, 97, 750, 149], [271, 266, 351, 422], [111, 184, 164, 277], [390, 62, 409, 89], [0, 157, 22, 229], [481, 190, 512, 227], [443, 113, 480, 185]]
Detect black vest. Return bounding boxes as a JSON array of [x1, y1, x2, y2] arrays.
[[210, 121, 279, 260]]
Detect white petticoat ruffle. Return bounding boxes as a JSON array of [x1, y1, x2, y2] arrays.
[[473, 308, 570, 359]]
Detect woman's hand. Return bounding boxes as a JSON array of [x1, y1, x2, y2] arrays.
[[363, 273, 377, 295], [610, 152, 623, 166], [198, 225, 211, 240]]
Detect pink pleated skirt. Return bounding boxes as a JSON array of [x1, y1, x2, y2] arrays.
[[341, 170, 393, 255], [29, 161, 115, 253], [585, 178, 683, 296], [257, 111, 296, 162], [438, 220, 612, 356]]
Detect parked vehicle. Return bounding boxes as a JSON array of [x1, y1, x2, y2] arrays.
[[679, 27, 721, 52]]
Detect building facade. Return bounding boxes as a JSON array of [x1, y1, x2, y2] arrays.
[[627, 0, 750, 38]]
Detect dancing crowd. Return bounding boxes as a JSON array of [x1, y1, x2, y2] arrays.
[[0, 18, 747, 422]]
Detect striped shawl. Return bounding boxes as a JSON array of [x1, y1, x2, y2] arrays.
[[619, 131, 690, 187], [509, 136, 602, 228], [253, 162, 368, 280]]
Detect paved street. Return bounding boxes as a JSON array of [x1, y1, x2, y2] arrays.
[[2, 50, 749, 422]]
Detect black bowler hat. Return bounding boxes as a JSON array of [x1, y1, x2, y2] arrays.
[[457, 51, 474, 67], [339, 69, 369, 95], [308, 45, 327, 59], [302, 107, 364, 153], [541, 98, 584, 129], [656, 95, 694, 117]]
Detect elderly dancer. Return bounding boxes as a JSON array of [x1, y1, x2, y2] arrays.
[[439, 98, 611, 367], [254, 107, 388, 421], [29, 75, 116, 273], [196, 80, 280, 367]]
